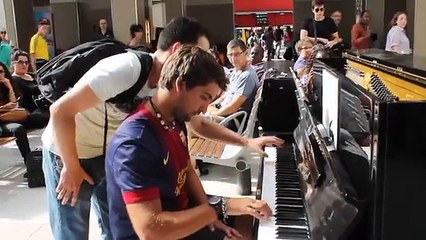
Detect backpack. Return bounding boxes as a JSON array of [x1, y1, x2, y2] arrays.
[[35, 38, 153, 109]]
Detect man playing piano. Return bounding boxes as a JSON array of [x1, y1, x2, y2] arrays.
[[106, 46, 273, 240]]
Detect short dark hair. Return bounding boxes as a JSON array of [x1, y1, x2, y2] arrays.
[[130, 24, 143, 38], [12, 50, 29, 61], [312, 0, 325, 8], [360, 10, 369, 18], [38, 18, 50, 25], [227, 39, 247, 52], [159, 45, 228, 92], [157, 17, 208, 51]]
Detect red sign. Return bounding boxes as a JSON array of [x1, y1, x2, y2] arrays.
[[235, 13, 293, 27], [234, 0, 293, 12]]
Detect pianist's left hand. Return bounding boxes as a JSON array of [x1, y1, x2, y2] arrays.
[[209, 220, 243, 238], [245, 136, 284, 157], [227, 198, 273, 220]]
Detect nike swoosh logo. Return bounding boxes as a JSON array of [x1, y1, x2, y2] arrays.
[[163, 152, 170, 165]]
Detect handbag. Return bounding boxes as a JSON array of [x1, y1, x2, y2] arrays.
[[0, 107, 29, 123]]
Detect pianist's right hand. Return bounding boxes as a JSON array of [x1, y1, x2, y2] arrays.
[[226, 198, 272, 220]]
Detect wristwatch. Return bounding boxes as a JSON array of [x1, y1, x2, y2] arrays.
[[207, 195, 228, 223], [208, 195, 222, 216]]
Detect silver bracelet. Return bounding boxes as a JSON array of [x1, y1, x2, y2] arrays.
[[221, 197, 228, 223]]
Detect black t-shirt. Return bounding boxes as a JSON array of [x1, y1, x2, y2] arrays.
[[12, 75, 40, 112], [302, 17, 337, 40], [274, 28, 284, 41]]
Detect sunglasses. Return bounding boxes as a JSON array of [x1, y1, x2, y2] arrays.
[[0, 31, 6, 34], [0, 70, 5, 74], [15, 60, 29, 65], [314, 7, 325, 13]]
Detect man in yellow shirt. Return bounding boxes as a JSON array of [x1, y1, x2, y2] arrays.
[[30, 18, 50, 72]]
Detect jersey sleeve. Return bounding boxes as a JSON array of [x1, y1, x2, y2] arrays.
[[109, 123, 163, 204], [75, 52, 143, 101]]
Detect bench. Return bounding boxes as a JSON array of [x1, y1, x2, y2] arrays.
[[0, 137, 16, 145], [188, 80, 264, 168]]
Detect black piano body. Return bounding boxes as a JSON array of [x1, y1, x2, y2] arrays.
[[311, 50, 426, 240], [256, 68, 363, 239]]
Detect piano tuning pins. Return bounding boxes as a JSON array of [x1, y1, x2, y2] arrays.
[[369, 74, 398, 102]]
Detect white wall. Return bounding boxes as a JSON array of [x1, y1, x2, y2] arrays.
[[152, 2, 166, 29], [110, 0, 138, 43], [414, 0, 426, 57]]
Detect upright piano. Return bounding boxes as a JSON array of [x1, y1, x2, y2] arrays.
[[256, 50, 426, 240], [256, 70, 362, 240]]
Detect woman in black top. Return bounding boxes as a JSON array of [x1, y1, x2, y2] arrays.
[[11, 50, 49, 129], [300, 0, 340, 49], [0, 61, 31, 163]]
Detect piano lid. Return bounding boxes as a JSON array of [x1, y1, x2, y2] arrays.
[[344, 49, 426, 84]]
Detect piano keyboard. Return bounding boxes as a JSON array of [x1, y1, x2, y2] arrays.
[[257, 146, 310, 240]]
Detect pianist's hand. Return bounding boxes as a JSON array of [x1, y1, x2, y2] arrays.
[[246, 136, 285, 157], [209, 220, 243, 238], [227, 198, 273, 220]]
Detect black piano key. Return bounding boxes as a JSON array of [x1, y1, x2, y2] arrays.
[[275, 206, 305, 216], [276, 190, 303, 198], [276, 217, 307, 226], [276, 227, 309, 239], [268, 145, 311, 240], [275, 197, 304, 206]]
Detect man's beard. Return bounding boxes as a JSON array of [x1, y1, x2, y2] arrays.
[[173, 106, 199, 122]]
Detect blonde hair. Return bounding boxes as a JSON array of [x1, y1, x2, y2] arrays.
[[295, 38, 315, 54]]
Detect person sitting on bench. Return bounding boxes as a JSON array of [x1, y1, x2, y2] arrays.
[[208, 39, 259, 132]]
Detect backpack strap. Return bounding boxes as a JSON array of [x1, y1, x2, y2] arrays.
[[103, 102, 108, 156], [108, 50, 153, 105]]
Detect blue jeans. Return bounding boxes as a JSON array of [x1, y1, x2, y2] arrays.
[[42, 148, 112, 240]]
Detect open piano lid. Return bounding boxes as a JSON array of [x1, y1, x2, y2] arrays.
[[293, 89, 362, 240]]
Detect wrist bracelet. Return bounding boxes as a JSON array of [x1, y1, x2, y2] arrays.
[[221, 197, 228, 223]]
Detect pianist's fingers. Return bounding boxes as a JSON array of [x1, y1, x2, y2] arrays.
[[261, 136, 285, 147], [248, 200, 273, 220]]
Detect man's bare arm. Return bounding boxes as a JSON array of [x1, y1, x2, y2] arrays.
[[50, 84, 102, 168], [188, 115, 248, 146], [50, 84, 102, 205], [30, 53, 37, 72], [126, 199, 216, 240], [185, 159, 208, 205], [212, 95, 247, 116]]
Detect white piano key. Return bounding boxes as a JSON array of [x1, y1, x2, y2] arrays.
[[258, 147, 278, 239]]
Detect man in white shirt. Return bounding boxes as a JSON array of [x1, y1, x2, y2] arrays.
[[42, 17, 283, 240]]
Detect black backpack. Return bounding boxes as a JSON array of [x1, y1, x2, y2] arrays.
[[35, 38, 153, 109]]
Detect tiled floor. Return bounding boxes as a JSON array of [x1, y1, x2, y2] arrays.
[[0, 130, 101, 240], [0, 130, 260, 240]]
